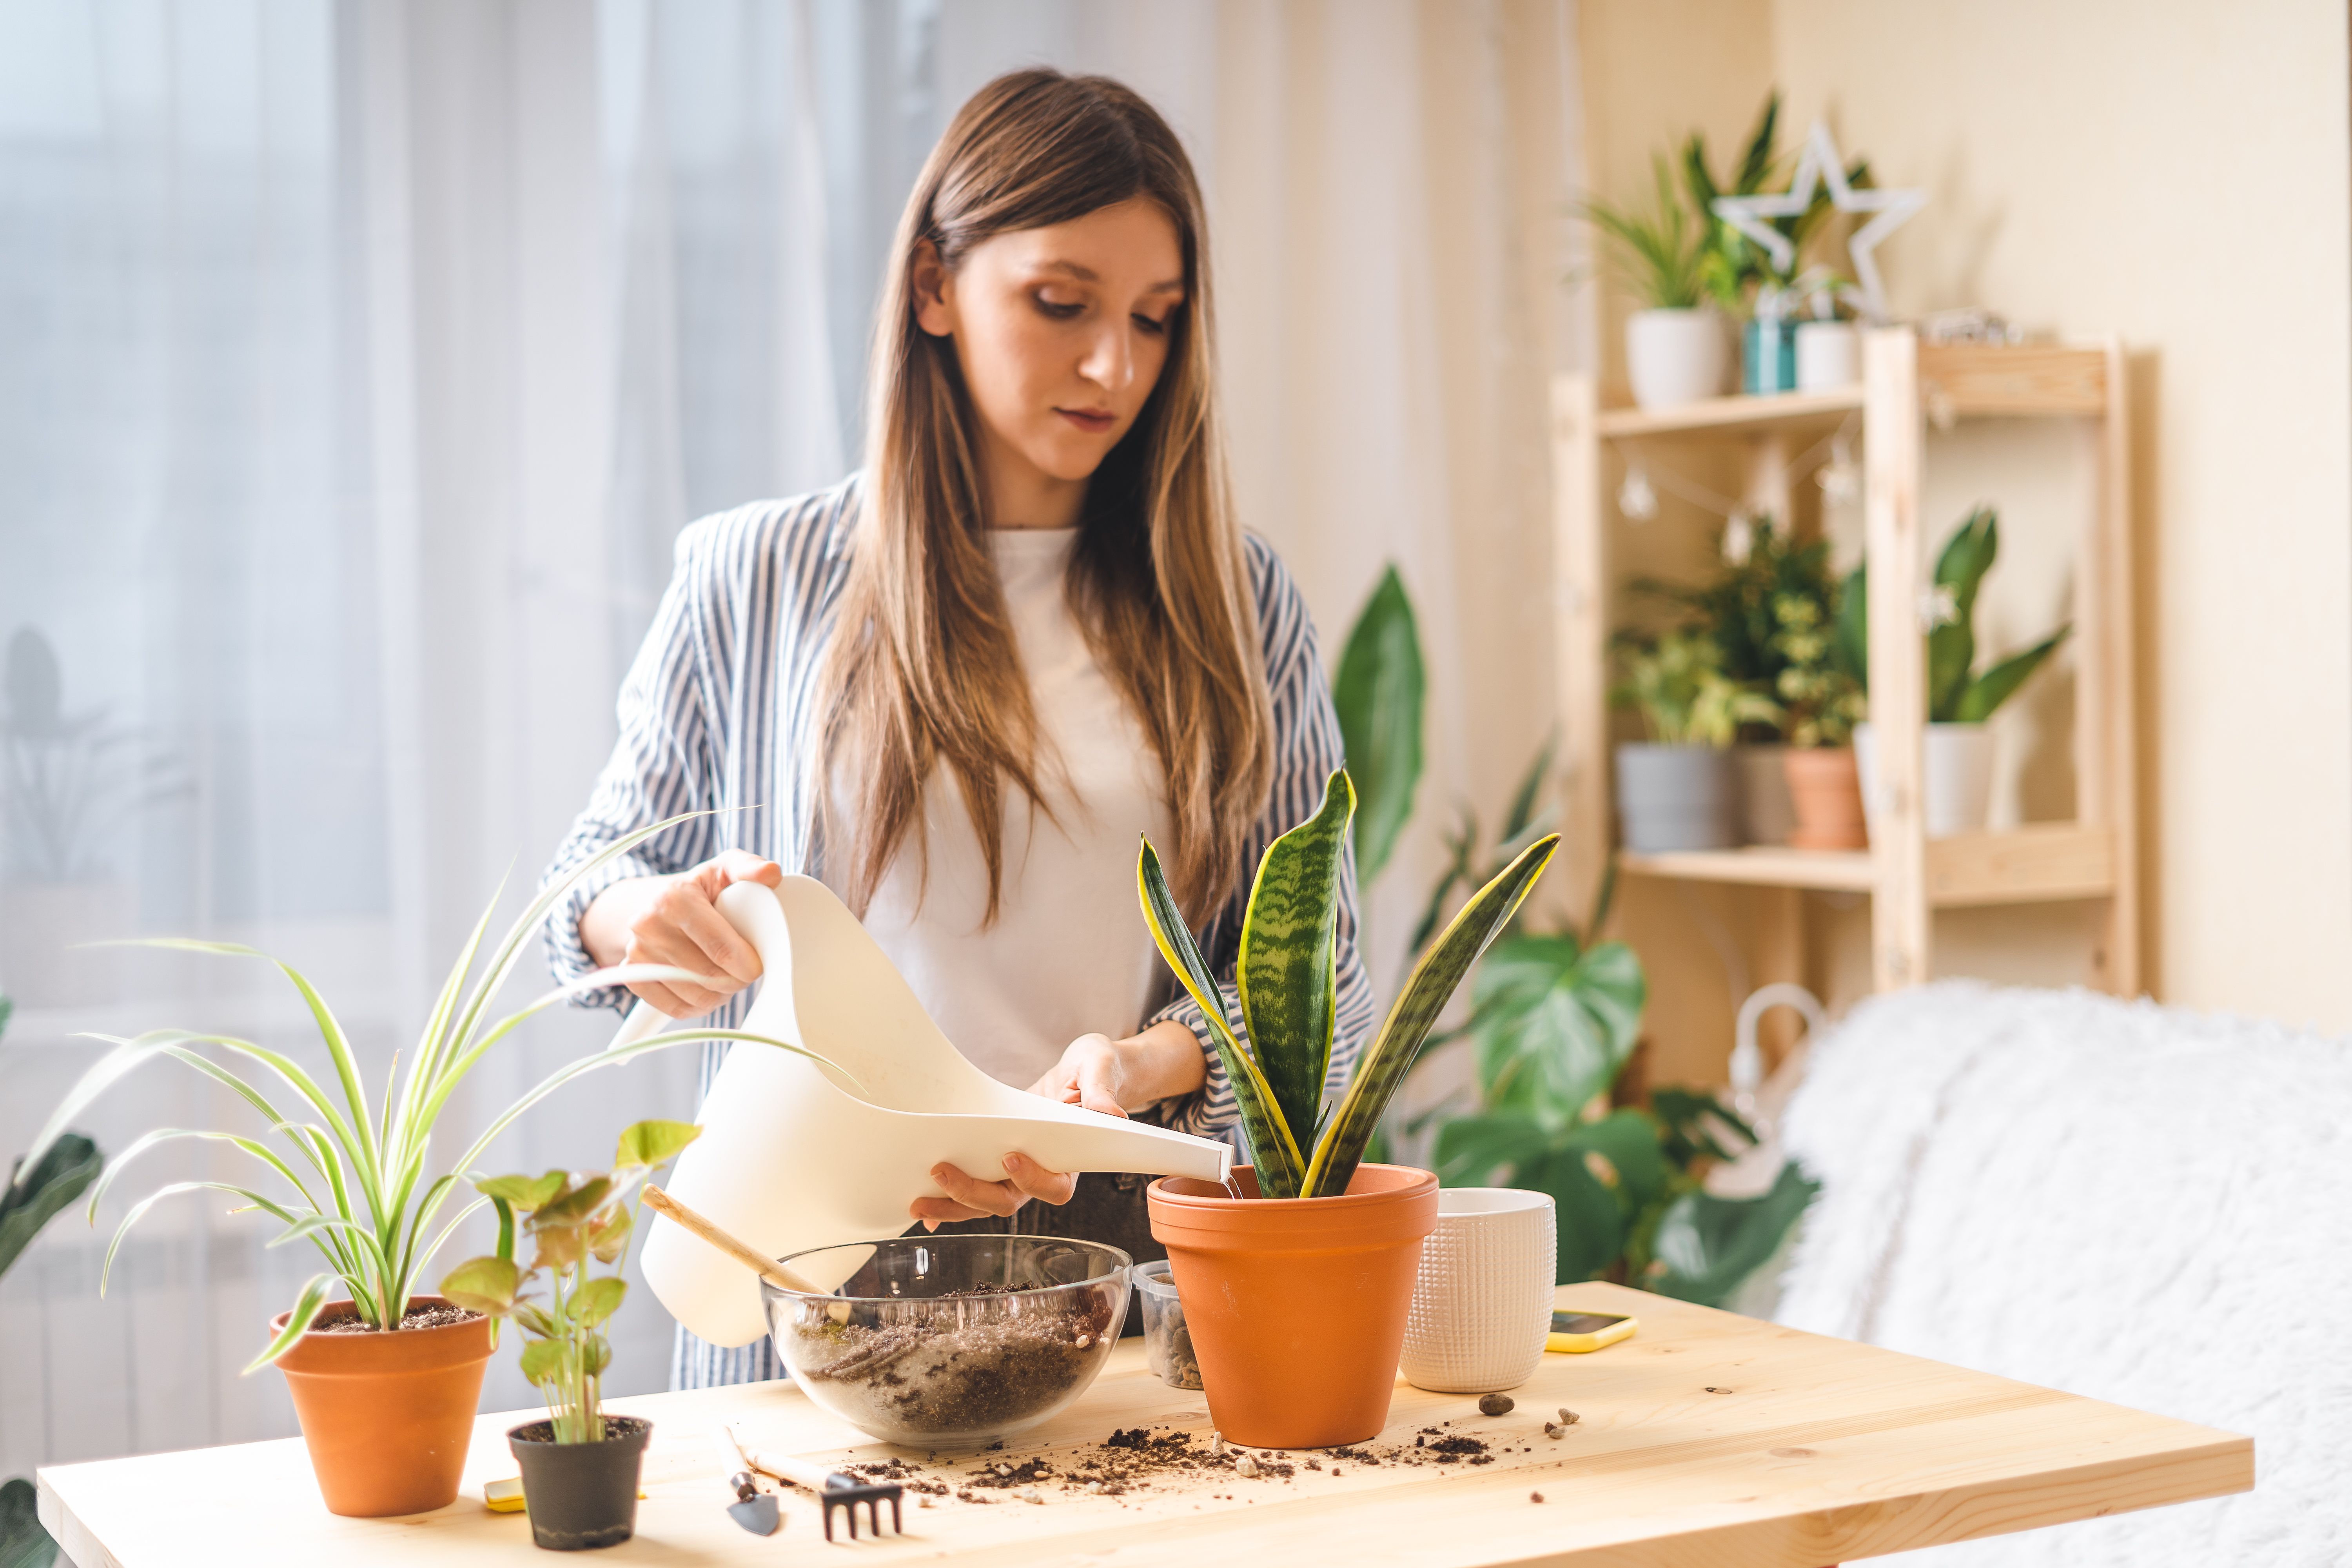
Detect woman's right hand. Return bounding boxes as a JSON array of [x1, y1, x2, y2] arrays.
[[579, 850, 782, 1018]]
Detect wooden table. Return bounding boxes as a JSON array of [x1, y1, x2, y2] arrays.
[[38, 1283, 2250, 1566]]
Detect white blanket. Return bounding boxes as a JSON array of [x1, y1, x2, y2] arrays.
[[1773, 981, 2352, 1566]]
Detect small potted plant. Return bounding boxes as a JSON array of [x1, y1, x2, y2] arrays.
[[1849, 506, 2069, 837], [1772, 569, 1869, 848], [1140, 770, 1555, 1449], [1611, 628, 1777, 852], [1577, 157, 1726, 409], [441, 1120, 699, 1551], [15, 813, 830, 1517]]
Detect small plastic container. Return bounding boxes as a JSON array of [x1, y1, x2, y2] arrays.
[[1131, 1259, 1203, 1390]]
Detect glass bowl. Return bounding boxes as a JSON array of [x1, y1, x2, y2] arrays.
[[761, 1234, 1131, 1449], [1130, 1260, 1202, 1390]]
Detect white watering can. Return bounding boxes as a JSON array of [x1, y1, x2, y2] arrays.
[[614, 875, 1235, 1348]]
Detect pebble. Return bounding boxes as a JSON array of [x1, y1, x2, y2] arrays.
[[1211, 1432, 1226, 1455], [1478, 1393, 1514, 1416], [1543, 1422, 1565, 1439], [1235, 1454, 1261, 1479], [1084, 1481, 1105, 1495], [1557, 1408, 1581, 1425], [1020, 1490, 1044, 1505], [1530, 1490, 1545, 1504]]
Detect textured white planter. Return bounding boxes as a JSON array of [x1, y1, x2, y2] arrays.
[[1399, 1188, 1556, 1394], [1626, 308, 1731, 409], [1794, 320, 1860, 391], [1855, 721, 1998, 838]]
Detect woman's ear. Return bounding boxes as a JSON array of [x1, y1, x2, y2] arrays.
[[911, 239, 955, 338]]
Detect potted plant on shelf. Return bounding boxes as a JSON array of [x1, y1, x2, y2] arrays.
[[1612, 628, 1776, 853], [1771, 564, 1870, 849], [1140, 770, 1556, 1448], [1577, 158, 1725, 409], [13, 815, 831, 1518], [441, 1120, 699, 1551], [1847, 506, 2070, 837]]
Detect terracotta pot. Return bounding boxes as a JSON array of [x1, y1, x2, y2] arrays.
[[1147, 1163, 1438, 1449], [270, 1296, 493, 1517], [1783, 746, 1868, 850]]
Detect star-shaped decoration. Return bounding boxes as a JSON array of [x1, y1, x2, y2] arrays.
[[1711, 120, 1925, 323]]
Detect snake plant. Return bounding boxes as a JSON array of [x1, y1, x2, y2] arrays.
[[11, 812, 837, 1371], [1139, 769, 1558, 1199], [1841, 506, 2072, 723]]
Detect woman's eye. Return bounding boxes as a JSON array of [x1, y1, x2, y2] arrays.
[[1033, 293, 1084, 320], [1133, 314, 1169, 336]]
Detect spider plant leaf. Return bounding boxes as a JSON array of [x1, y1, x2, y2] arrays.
[[83, 1129, 314, 1230], [13, 1031, 202, 1189], [1956, 625, 2071, 723], [243, 1273, 337, 1373], [1237, 770, 1353, 1158], [0, 1132, 99, 1281], [1332, 569, 1424, 885], [268, 1213, 369, 1251], [1136, 838, 1305, 1196], [1304, 832, 1560, 1198], [103, 1181, 301, 1296]]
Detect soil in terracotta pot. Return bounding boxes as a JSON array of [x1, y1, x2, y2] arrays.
[[310, 1303, 480, 1334], [787, 1289, 1112, 1434]]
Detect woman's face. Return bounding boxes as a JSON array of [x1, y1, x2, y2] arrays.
[[914, 197, 1186, 497]]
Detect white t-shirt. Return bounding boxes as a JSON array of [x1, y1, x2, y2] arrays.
[[823, 526, 1175, 1089]]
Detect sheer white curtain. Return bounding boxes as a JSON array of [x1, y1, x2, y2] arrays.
[[0, 0, 1580, 1483]]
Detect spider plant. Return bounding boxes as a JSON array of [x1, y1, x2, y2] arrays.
[[1575, 154, 1709, 310], [1138, 769, 1558, 1199], [9, 813, 835, 1371], [440, 1119, 699, 1443], [1840, 506, 2072, 723]]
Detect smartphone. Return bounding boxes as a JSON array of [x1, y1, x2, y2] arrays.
[[1546, 1309, 1636, 1354]]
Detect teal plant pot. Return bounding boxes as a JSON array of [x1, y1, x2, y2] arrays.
[[1743, 319, 1798, 395]]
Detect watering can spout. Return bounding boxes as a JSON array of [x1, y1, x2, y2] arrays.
[[623, 876, 1234, 1347]]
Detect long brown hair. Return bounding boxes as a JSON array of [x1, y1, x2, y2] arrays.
[[816, 69, 1272, 923]]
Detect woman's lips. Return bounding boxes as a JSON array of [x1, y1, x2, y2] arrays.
[[1055, 407, 1116, 435]]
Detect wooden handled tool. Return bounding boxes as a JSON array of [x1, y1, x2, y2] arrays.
[[642, 1185, 824, 1296], [723, 1425, 902, 1542]]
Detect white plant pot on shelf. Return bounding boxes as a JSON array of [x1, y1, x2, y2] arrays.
[[1854, 721, 1997, 839], [1626, 308, 1731, 409], [1794, 320, 1860, 391]]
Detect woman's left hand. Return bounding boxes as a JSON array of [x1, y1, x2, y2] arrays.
[[910, 1024, 1208, 1228]]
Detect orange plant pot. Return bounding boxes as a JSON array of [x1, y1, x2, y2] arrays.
[[1783, 746, 1869, 850], [1147, 1164, 1438, 1449], [269, 1295, 494, 1517]]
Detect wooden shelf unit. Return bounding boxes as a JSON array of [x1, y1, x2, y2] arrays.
[[1552, 334, 2138, 996]]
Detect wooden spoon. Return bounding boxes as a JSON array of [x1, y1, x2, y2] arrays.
[[643, 1184, 824, 1295]]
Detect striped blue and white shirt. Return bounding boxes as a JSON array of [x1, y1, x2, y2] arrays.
[[540, 476, 1374, 1387]]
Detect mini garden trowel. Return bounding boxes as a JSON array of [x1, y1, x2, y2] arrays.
[[724, 1470, 780, 1536]]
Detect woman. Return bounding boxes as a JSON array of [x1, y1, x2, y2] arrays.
[[543, 68, 1372, 1389]]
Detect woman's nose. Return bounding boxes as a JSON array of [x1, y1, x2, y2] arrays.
[[1080, 323, 1135, 392]]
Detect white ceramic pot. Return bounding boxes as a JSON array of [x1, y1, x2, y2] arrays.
[[1794, 320, 1860, 391], [1854, 721, 1998, 838], [1399, 1189, 1556, 1394], [1626, 308, 1731, 409]]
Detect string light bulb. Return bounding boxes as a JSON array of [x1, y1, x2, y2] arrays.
[[1816, 434, 1859, 505], [1617, 461, 1658, 522], [1722, 510, 1755, 565]]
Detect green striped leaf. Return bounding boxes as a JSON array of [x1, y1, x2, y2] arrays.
[[1136, 838, 1305, 1196], [1236, 770, 1352, 1156], [1304, 832, 1560, 1198]]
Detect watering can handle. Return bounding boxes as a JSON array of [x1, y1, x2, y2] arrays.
[[605, 880, 786, 1054], [610, 998, 668, 1053]]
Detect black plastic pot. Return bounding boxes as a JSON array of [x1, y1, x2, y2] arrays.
[[508, 1416, 652, 1551]]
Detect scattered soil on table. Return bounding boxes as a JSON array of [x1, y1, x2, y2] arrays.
[[312, 1303, 481, 1333], [787, 1292, 1114, 1436]]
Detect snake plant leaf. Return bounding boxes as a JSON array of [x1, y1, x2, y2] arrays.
[[1332, 567, 1424, 885], [243, 1272, 338, 1373], [1645, 1161, 1820, 1308], [0, 1132, 100, 1282], [1835, 561, 1869, 690], [1238, 770, 1354, 1153], [1305, 832, 1560, 1198], [1956, 625, 2071, 723], [1137, 838, 1305, 1194], [1927, 509, 1998, 721]]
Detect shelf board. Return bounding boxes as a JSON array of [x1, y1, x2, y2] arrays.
[[1619, 824, 2118, 906], [1918, 342, 2107, 417], [1621, 845, 1874, 891], [1595, 386, 1863, 439]]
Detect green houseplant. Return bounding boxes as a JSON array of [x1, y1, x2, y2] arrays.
[[1612, 628, 1775, 853], [441, 1119, 700, 1551], [1846, 506, 2071, 837], [1, 993, 102, 1568], [1139, 769, 1555, 1448], [1760, 555, 1869, 849], [13, 814, 832, 1517], [1577, 156, 1727, 409]]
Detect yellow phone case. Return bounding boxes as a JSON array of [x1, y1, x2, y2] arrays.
[[1546, 1314, 1636, 1354]]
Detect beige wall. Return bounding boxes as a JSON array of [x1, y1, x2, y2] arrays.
[[1579, 0, 2352, 1063]]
